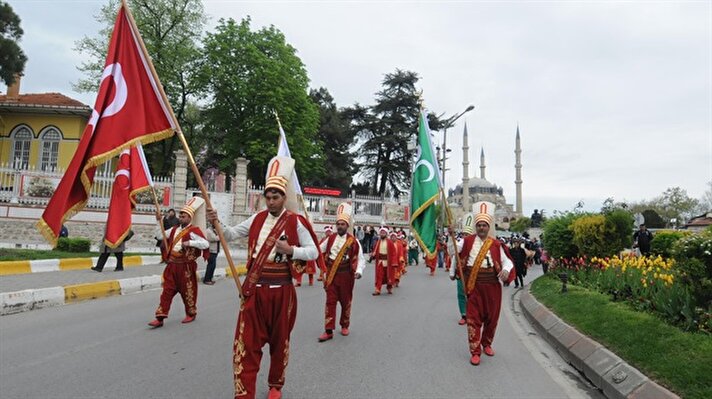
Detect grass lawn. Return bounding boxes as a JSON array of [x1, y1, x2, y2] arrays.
[[531, 275, 712, 399], [0, 248, 156, 261]]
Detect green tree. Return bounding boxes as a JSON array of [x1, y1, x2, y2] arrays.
[[604, 209, 633, 251], [307, 87, 357, 192], [0, 1, 27, 86], [542, 212, 581, 259], [345, 69, 442, 196], [699, 181, 712, 213], [656, 187, 700, 226], [199, 17, 321, 185], [74, 0, 207, 175], [509, 217, 531, 233]]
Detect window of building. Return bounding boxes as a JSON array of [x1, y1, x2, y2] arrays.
[[11, 126, 33, 169], [40, 127, 62, 171]]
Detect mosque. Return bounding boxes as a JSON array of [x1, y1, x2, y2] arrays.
[[446, 124, 523, 230]]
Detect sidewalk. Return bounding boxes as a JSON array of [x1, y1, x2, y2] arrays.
[[0, 256, 247, 316]]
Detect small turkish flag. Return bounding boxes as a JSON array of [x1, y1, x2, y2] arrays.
[[104, 144, 154, 248]]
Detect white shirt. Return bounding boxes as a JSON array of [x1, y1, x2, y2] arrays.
[[451, 235, 512, 278], [220, 209, 318, 262], [319, 233, 366, 275], [155, 224, 209, 252]]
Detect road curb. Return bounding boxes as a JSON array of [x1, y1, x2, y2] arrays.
[[0, 255, 163, 276], [0, 265, 246, 316], [519, 287, 679, 399]]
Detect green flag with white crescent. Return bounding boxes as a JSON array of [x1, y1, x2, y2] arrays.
[[410, 110, 441, 257]]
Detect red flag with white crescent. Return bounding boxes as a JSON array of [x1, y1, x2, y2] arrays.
[[36, 3, 174, 247], [104, 144, 154, 248]]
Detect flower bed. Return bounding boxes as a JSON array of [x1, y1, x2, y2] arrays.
[[551, 254, 710, 333]]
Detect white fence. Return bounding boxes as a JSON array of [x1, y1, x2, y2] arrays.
[[0, 163, 173, 212], [246, 186, 411, 226]]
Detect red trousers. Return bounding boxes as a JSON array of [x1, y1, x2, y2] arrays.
[[325, 272, 355, 330], [466, 281, 502, 356], [233, 284, 297, 399], [374, 263, 394, 292], [155, 262, 197, 319]]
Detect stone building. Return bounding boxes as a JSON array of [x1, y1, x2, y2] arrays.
[[446, 124, 522, 230]]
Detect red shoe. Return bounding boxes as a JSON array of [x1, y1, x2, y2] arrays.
[[267, 387, 282, 399], [318, 332, 333, 342], [340, 327, 350, 336], [470, 355, 481, 365], [483, 346, 495, 357], [372, 291, 381, 296], [387, 288, 393, 294], [296, 283, 301, 287], [148, 319, 163, 328], [429, 271, 435, 276], [458, 318, 466, 326], [181, 315, 195, 324], [317, 277, 323, 281]]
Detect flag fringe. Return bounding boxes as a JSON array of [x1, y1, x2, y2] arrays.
[[35, 127, 173, 247], [409, 192, 439, 258]]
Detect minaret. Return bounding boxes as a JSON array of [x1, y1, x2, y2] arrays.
[[480, 147, 486, 180], [515, 125, 523, 215], [461, 123, 470, 212]]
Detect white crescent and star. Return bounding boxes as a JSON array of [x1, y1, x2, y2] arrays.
[[414, 145, 435, 183], [88, 63, 129, 135]]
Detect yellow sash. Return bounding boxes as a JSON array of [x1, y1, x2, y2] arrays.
[[325, 236, 354, 287], [466, 237, 493, 295]]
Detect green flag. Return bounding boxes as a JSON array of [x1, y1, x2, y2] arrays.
[[410, 110, 441, 257]]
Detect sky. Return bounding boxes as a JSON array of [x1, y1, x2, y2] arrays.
[[5, 0, 712, 217]]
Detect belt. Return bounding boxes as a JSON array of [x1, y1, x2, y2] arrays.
[[255, 284, 284, 288]]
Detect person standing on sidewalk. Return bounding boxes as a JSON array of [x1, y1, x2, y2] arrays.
[[147, 197, 209, 328], [457, 201, 514, 366], [91, 229, 133, 272], [318, 203, 366, 342], [204, 227, 220, 285], [206, 156, 320, 399], [509, 238, 527, 288]]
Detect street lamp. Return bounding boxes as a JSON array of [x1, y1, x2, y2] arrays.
[[439, 105, 475, 229]]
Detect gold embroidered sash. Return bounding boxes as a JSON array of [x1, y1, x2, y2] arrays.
[[466, 237, 493, 295], [325, 236, 354, 287]]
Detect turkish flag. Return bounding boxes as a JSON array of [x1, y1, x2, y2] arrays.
[[104, 144, 154, 248], [36, 4, 174, 247]]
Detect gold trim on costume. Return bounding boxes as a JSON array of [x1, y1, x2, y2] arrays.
[[466, 238, 493, 294]]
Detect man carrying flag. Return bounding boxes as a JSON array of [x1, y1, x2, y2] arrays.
[[410, 109, 441, 275], [36, 3, 174, 246], [207, 156, 320, 399], [148, 196, 209, 328], [318, 203, 365, 342], [370, 227, 399, 295]]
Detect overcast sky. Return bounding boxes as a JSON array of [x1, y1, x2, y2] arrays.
[[6, 0, 711, 216]]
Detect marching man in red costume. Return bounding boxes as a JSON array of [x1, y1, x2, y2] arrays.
[[148, 197, 210, 328], [318, 203, 366, 342], [370, 227, 399, 295], [456, 201, 514, 366], [207, 156, 320, 399]]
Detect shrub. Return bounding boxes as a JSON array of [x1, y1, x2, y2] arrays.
[[542, 212, 581, 259], [605, 209, 633, 250], [651, 230, 691, 258], [571, 214, 622, 258], [673, 232, 712, 309], [55, 237, 91, 253]]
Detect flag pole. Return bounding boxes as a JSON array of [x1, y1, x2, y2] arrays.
[[122, 0, 244, 300], [150, 187, 169, 254], [441, 188, 467, 286], [273, 111, 313, 224]]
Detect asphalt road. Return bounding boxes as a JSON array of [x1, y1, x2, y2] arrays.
[[0, 263, 603, 399]]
